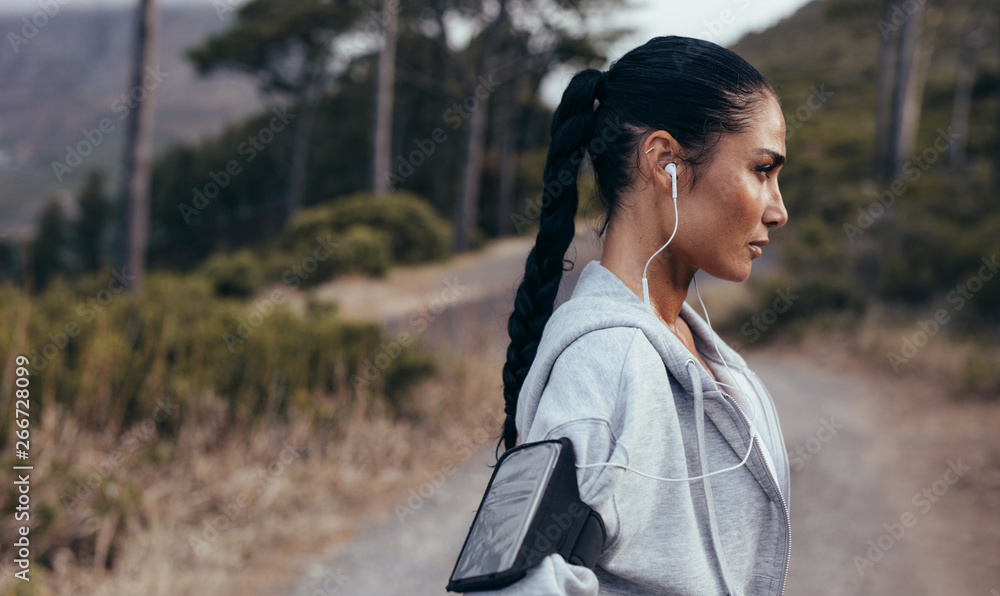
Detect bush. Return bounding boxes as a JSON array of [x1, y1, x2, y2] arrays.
[[263, 223, 392, 289], [0, 273, 441, 577], [309, 224, 391, 286], [0, 272, 438, 446], [195, 249, 266, 298], [282, 191, 451, 265]]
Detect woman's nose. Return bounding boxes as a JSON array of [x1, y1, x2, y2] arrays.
[[765, 187, 788, 229]]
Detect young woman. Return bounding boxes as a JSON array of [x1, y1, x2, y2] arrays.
[[495, 36, 791, 594]]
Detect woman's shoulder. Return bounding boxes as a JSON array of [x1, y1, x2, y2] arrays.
[[550, 326, 648, 389], [538, 326, 667, 421]]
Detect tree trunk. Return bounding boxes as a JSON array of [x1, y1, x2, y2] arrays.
[[995, 36, 1000, 194], [494, 78, 517, 237], [372, 0, 397, 196], [454, 87, 489, 252], [285, 83, 321, 225], [901, 12, 936, 177], [887, 1, 924, 179], [871, 0, 898, 181], [119, 0, 158, 293], [949, 22, 982, 165], [453, 3, 508, 252]]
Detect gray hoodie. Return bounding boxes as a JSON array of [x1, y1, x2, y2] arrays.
[[481, 259, 790, 595]]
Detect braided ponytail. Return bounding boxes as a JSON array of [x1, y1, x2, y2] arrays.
[[499, 68, 604, 452]]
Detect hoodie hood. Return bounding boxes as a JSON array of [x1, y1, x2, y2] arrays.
[[517, 258, 756, 437]]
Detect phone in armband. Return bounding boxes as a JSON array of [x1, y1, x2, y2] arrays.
[[446, 437, 606, 592]]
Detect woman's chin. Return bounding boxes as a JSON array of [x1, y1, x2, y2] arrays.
[[701, 262, 752, 283]]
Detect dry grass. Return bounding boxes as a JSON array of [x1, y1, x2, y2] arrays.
[[846, 305, 1000, 399], [0, 333, 505, 596]]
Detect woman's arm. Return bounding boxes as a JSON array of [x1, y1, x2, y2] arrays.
[[465, 330, 634, 594], [472, 553, 600, 596]]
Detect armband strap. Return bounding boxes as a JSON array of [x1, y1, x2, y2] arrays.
[[446, 437, 607, 592]]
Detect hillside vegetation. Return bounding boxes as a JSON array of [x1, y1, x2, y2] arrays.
[[719, 0, 1000, 392]]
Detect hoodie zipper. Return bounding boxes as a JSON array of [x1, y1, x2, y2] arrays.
[[719, 389, 792, 596], [747, 367, 794, 596]]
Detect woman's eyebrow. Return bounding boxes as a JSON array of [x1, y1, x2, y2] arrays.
[[756, 148, 786, 166]]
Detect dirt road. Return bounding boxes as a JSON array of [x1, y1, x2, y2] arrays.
[[287, 221, 1000, 595], [286, 347, 999, 595]]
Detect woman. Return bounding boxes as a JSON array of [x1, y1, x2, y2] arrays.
[[495, 36, 791, 594]]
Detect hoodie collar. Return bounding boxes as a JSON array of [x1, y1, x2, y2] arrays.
[[564, 260, 785, 498], [518, 259, 759, 469], [562, 259, 754, 389]]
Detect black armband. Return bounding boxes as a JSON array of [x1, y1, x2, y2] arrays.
[[446, 437, 607, 592]]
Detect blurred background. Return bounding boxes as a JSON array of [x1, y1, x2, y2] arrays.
[[0, 0, 998, 594]]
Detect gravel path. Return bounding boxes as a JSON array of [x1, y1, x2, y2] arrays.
[[287, 221, 1000, 596], [289, 347, 999, 595]]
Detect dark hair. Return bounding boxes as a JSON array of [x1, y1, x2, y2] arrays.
[[499, 36, 775, 451]]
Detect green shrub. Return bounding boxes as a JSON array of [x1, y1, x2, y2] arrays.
[[266, 223, 392, 289], [0, 272, 438, 446], [195, 249, 265, 298], [282, 191, 451, 265]]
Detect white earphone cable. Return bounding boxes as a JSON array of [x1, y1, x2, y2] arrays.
[[641, 161, 678, 307], [579, 160, 759, 483]]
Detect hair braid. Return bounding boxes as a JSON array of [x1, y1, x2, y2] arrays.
[[499, 68, 603, 452]]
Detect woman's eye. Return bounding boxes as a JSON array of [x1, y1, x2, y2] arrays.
[[755, 164, 776, 179]]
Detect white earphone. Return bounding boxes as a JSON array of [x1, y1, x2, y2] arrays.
[[576, 145, 760, 483], [641, 147, 678, 308]]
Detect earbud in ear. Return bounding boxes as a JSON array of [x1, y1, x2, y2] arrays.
[[665, 162, 677, 200]]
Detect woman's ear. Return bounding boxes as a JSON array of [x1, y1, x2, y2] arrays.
[[641, 131, 683, 195]]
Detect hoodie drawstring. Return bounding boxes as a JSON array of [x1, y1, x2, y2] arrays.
[[686, 358, 735, 595]]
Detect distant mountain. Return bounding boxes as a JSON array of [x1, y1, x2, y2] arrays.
[[0, 4, 264, 238]]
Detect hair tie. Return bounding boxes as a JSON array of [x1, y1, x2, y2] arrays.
[[593, 70, 609, 111]]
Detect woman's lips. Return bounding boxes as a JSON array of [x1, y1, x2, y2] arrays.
[[749, 243, 763, 259]]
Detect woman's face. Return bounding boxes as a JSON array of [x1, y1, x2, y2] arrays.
[[671, 94, 788, 282]]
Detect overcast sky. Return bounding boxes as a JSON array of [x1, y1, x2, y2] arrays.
[[1, 0, 815, 104], [1, 0, 815, 47]]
